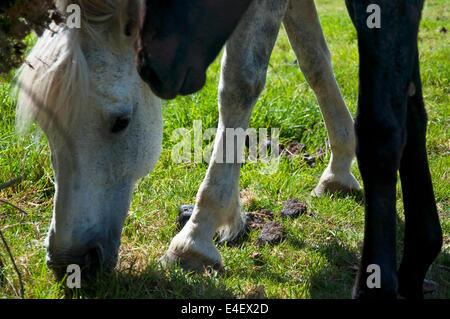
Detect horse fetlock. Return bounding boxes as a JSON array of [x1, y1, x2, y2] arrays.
[[216, 207, 247, 244], [195, 187, 241, 227], [352, 283, 398, 300], [193, 198, 246, 245], [352, 267, 398, 299], [397, 267, 425, 299]]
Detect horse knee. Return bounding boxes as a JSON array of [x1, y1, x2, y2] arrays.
[[301, 51, 333, 90], [355, 120, 406, 176], [218, 70, 266, 109]]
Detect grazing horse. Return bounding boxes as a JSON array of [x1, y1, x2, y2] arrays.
[[137, 0, 442, 299], [16, 0, 163, 277]]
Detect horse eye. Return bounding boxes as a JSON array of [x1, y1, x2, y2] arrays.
[[111, 116, 130, 133]]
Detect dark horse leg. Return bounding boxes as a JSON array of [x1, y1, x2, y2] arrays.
[[397, 51, 443, 299], [345, 0, 442, 298]]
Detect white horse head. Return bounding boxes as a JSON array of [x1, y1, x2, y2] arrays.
[[16, 0, 162, 277]]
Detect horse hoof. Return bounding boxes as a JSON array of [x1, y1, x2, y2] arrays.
[[312, 172, 361, 197], [160, 249, 224, 273], [352, 286, 397, 299]]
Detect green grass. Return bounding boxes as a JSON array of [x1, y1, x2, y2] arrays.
[[0, 0, 449, 299]]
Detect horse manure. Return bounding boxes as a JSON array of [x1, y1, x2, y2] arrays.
[[245, 209, 274, 231], [302, 153, 316, 166], [282, 141, 306, 159], [301, 148, 327, 166], [316, 147, 327, 161], [280, 198, 307, 219], [256, 221, 284, 245]]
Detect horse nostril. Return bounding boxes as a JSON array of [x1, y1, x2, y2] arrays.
[[111, 115, 131, 133], [138, 62, 163, 91], [84, 245, 104, 272]]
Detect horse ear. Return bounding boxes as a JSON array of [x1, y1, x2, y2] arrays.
[[122, 0, 140, 37]]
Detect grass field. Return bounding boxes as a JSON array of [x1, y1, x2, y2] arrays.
[[0, 0, 448, 299]]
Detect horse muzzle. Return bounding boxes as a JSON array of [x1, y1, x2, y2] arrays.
[[136, 49, 206, 100], [46, 242, 118, 283]]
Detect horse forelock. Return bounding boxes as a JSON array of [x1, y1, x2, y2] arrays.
[[56, 0, 139, 45], [15, 0, 140, 140]]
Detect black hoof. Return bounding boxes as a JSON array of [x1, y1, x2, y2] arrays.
[[175, 204, 194, 230], [352, 276, 398, 299]]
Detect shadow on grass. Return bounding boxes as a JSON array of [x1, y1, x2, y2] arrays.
[[395, 215, 450, 299], [309, 239, 360, 299], [65, 213, 448, 299], [327, 188, 365, 205], [70, 262, 235, 299], [308, 216, 449, 299]]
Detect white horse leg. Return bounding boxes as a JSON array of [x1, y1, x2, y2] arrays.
[[161, 0, 289, 271], [283, 0, 361, 196]]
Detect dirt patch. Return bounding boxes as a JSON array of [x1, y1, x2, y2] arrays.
[[244, 285, 267, 299]]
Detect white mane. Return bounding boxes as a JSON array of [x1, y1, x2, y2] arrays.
[[15, 0, 139, 138]]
